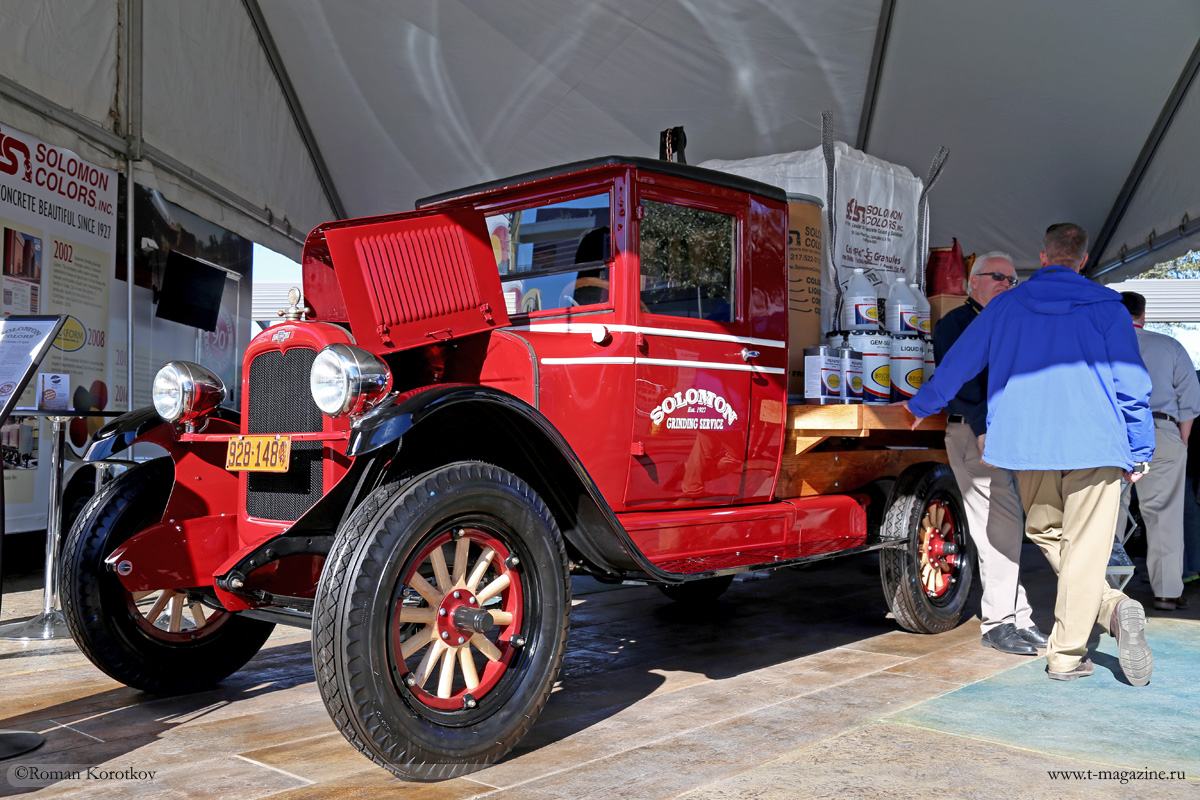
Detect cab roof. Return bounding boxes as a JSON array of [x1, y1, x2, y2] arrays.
[[415, 155, 788, 209]]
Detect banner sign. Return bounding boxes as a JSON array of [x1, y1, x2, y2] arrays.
[[0, 122, 121, 414]]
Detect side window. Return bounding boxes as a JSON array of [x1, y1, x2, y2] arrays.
[[639, 200, 735, 322], [484, 193, 610, 315]]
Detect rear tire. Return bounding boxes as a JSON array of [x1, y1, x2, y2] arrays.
[[61, 458, 276, 694], [879, 463, 974, 634], [313, 461, 570, 780]]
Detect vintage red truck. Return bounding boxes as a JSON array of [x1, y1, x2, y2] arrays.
[[61, 156, 971, 780]]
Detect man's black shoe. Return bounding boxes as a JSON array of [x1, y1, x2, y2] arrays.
[[1016, 625, 1049, 648], [981, 623, 1039, 655], [984, 623, 1041, 657]]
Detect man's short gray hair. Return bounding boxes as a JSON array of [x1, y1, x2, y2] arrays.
[[970, 251, 1014, 279]]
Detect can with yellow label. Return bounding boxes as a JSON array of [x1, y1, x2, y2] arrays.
[[803, 345, 842, 404], [889, 333, 924, 402], [849, 331, 891, 405]]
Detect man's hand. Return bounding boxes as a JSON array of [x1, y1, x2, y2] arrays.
[[976, 433, 986, 457], [893, 400, 926, 430], [1124, 470, 1145, 484]]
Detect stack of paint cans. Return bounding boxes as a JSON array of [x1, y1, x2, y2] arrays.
[[808, 282, 936, 407], [825, 333, 930, 405]]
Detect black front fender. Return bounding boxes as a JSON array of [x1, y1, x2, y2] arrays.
[[84, 406, 241, 461]]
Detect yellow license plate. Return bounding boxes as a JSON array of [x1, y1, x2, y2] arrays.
[[225, 435, 291, 473]]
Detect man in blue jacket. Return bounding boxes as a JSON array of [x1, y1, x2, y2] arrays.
[[903, 223, 1155, 685]]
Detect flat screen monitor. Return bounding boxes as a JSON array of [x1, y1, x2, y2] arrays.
[[155, 250, 226, 332]]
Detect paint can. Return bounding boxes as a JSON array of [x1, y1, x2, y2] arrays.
[[889, 333, 925, 402], [849, 331, 891, 405], [803, 345, 842, 404], [837, 344, 863, 404]]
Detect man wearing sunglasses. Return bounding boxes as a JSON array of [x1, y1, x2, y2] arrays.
[[930, 252, 1048, 657], [904, 223, 1155, 686]]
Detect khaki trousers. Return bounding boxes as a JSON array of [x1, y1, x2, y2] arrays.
[[1017, 467, 1127, 673], [945, 422, 1033, 634], [1119, 420, 1187, 598]]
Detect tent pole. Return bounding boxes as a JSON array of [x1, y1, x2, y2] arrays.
[[125, 0, 142, 412]]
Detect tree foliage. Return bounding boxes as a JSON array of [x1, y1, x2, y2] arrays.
[[1139, 249, 1200, 279]]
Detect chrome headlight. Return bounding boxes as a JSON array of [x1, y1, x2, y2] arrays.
[[152, 361, 226, 423], [310, 344, 392, 416]]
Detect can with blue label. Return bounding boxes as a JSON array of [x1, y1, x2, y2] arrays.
[[889, 333, 924, 402]]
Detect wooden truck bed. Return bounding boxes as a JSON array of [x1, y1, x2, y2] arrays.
[[778, 405, 948, 498]]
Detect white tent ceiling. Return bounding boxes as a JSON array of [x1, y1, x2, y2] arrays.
[[2, 0, 1198, 282]]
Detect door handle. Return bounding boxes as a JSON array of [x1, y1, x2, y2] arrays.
[[740, 348, 759, 362]]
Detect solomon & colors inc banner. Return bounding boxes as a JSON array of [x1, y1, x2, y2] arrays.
[[0, 122, 119, 514]]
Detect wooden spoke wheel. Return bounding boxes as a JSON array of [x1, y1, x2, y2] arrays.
[[127, 588, 230, 642], [60, 458, 275, 694], [392, 528, 523, 710], [880, 462, 974, 633], [314, 462, 570, 781]]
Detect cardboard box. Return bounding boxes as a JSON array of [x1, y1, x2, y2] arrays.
[[929, 294, 967, 331], [787, 197, 824, 394]]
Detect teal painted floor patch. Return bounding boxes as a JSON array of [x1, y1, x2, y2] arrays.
[[886, 618, 1200, 773]]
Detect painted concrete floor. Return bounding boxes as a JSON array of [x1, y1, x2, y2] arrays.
[[1, 544, 1197, 799]]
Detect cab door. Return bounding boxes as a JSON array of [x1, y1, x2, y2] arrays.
[[624, 186, 760, 508]]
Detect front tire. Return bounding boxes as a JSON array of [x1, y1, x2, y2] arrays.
[[879, 463, 974, 633], [60, 458, 276, 694], [313, 462, 570, 781]]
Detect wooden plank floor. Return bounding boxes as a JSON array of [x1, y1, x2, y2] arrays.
[[2, 550, 1197, 799]]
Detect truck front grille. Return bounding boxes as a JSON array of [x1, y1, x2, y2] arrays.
[[245, 348, 324, 521]]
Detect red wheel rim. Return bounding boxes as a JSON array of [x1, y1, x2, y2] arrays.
[[390, 527, 524, 710], [919, 498, 961, 600]]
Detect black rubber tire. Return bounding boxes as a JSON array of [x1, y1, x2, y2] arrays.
[[879, 462, 974, 634], [313, 461, 570, 781], [60, 457, 276, 694], [657, 575, 735, 604]]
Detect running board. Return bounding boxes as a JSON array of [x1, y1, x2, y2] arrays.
[[628, 538, 903, 582]]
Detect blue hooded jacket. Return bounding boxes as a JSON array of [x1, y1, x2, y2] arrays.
[[908, 266, 1153, 471]]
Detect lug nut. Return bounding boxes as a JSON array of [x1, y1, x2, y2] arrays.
[[457, 636, 465, 644], [512, 636, 526, 647], [463, 694, 477, 709], [505, 555, 520, 569], [441, 631, 449, 640], [453, 591, 461, 599], [468, 596, 476, 605], [404, 674, 417, 687], [439, 608, 447, 616]]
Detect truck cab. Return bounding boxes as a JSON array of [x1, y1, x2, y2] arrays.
[[62, 155, 968, 781]]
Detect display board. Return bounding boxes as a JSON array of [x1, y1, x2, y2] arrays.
[[0, 122, 119, 532]]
